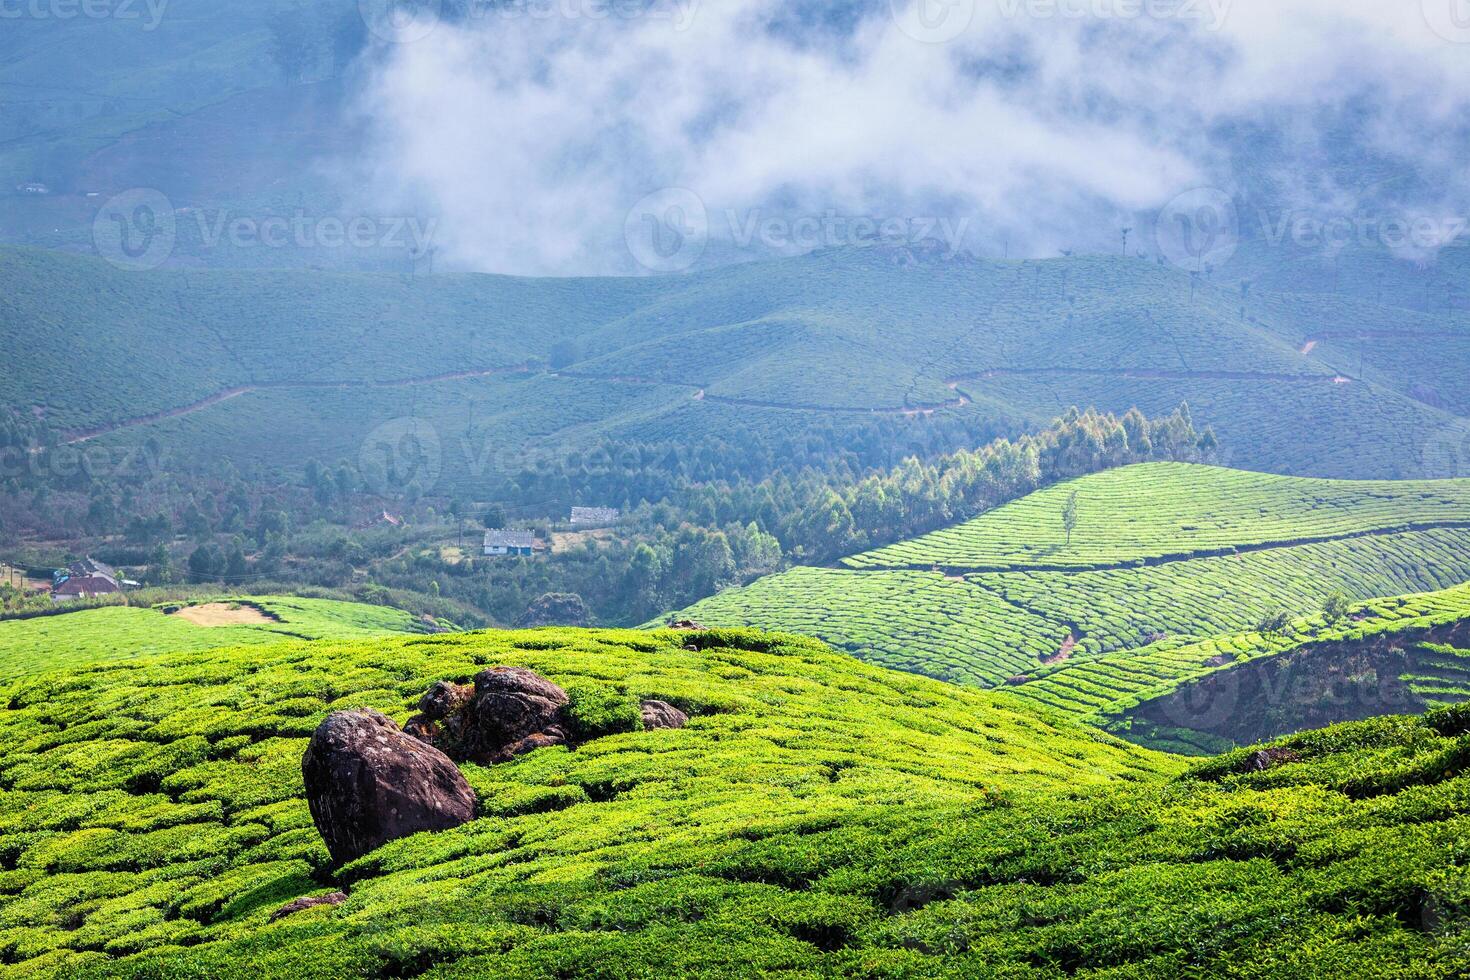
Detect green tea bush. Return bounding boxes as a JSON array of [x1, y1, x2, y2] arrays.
[[561, 685, 643, 741]]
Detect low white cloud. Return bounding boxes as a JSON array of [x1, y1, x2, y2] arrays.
[[343, 0, 1470, 275]]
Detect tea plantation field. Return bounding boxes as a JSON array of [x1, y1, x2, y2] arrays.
[[1011, 581, 1470, 728], [0, 597, 429, 679], [667, 567, 1068, 687], [846, 463, 1470, 571], [2, 624, 1469, 976], [675, 464, 1470, 687], [0, 626, 1169, 977]]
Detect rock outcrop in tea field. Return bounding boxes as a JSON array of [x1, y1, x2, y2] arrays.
[[405, 667, 572, 765], [302, 710, 477, 865]]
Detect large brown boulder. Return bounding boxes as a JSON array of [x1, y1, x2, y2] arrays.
[[302, 710, 476, 865], [407, 667, 570, 764]]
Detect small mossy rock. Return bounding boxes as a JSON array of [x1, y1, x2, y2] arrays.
[[270, 891, 347, 922], [517, 593, 593, 628], [408, 667, 570, 764], [302, 710, 476, 865], [418, 681, 475, 721], [640, 700, 689, 730]]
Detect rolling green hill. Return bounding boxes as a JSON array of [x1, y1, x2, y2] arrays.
[[2, 624, 1469, 976], [846, 463, 1470, 571], [0, 596, 431, 679], [672, 464, 1470, 687], [6, 247, 1470, 492], [0, 626, 1167, 977]]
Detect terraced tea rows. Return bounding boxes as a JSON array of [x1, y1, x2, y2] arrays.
[[1010, 581, 1470, 726], [669, 568, 1064, 687], [981, 525, 1470, 657], [847, 463, 1470, 570], [675, 464, 1470, 691], [10, 248, 1470, 488]]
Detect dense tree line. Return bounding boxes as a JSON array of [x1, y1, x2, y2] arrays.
[[374, 405, 1212, 625], [1, 397, 1210, 629]]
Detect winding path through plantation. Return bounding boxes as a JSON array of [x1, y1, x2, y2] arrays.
[[52, 362, 1365, 447]]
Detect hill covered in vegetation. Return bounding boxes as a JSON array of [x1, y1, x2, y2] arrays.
[[4, 246, 1468, 492], [673, 464, 1470, 687], [1, 625, 1468, 977]]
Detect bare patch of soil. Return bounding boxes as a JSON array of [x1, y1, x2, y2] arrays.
[[171, 602, 278, 627], [1042, 633, 1079, 666]]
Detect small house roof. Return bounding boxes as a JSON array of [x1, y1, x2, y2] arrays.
[[484, 529, 537, 549], [53, 575, 120, 596], [570, 506, 620, 523], [69, 558, 117, 580]]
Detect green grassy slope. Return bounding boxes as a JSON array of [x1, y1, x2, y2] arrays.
[[2, 626, 1469, 976], [0, 596, 428, 679], [674, 464, 1470, 686], [846, 463, 1470, 571], [0, 627, 1170, 977], [6, 248, 1470, 485]]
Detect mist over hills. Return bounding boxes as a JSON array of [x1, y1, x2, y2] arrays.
[[4, 1, 1470, 282]]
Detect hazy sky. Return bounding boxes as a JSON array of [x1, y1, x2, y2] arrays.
[[347, 0, 1470, 275]]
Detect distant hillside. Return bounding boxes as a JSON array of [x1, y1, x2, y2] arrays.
[[672, 464, 1470, 687], [4, 247, 1470, 491]]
